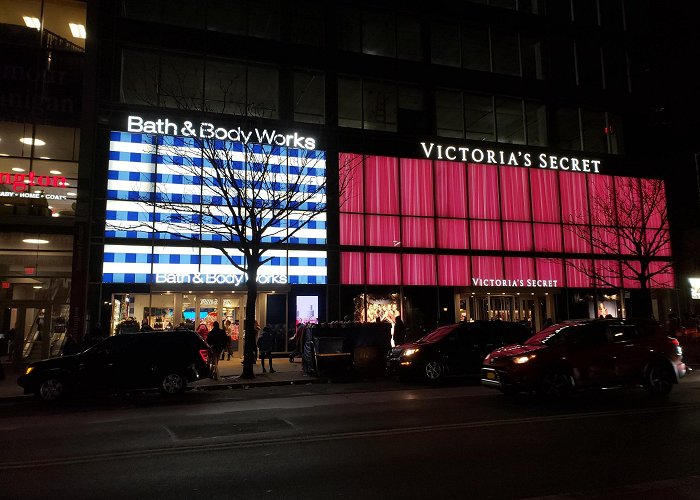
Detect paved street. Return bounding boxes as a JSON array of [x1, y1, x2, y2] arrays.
[[2, 367, 700, 499]]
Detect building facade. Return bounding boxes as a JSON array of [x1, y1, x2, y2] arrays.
[[79, 0, 678, 348], [0, 1, 85, 363]]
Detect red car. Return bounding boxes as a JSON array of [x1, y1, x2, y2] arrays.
[[481, 318, 687, 398]]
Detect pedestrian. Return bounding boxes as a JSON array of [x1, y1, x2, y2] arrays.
[[257, 325, 275, 373], [393, 315, 406, 346], [207, 321, 228, 380], [224, 320, 233, 360], [196, 321, 209, 342], [140, 319, 153, 332], [6, 327, 15, 361]]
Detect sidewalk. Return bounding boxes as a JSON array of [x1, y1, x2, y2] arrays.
[[0, 353, 316, 401]]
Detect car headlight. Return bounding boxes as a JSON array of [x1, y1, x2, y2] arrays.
[[512, 354, 536, 364], [24, 366, 34, 375], [402, 348, 420, 357]]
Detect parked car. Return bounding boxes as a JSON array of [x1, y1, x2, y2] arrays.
[[481, 318, 688, 399], [18, 330, 214, 401], [387, 320, 532, 382]]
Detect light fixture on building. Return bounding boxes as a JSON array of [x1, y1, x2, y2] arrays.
[[51, 213, 60, 217], [19, 137, 46, 146], [22, 238, 49, 244], [33, 285, 43, 289], [49, 170, 62, 175], [69, 23, 86, 39], [23, 16, 41, 29], [67, 192, 77, 197], [39, 156, 51, 160], [12, 167, 25, 172]]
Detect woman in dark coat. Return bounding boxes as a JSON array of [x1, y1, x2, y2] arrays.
[[207, 321, 228, 379], [257, 326, 275, 373], [393, 315, 407, 346]]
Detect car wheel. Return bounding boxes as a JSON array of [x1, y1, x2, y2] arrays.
[[36, 376, 67, 402], [537, 370, 572, 400], [644, 363, 674, 396], [159, 372, 187, 395], [424, 360, 445, 382]]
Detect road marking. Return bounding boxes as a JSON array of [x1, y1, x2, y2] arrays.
[[2, 401, 700, 470]]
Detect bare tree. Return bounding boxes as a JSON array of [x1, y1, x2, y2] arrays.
[[562, 176, 672, 317]]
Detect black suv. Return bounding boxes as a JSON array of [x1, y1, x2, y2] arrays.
[[18, 331, 214, 401], [387, 321, 532, 382]]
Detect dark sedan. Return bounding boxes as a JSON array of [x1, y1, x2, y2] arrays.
[[387, 320, 532, 382], [18, 330, 214, 401]]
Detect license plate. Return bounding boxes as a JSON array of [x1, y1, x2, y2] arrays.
[[486, 371, 496, 380]]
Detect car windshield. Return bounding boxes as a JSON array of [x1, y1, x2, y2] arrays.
[[416, 325, 459, 343]]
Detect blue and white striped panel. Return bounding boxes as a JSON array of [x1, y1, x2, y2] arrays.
[[102, 244, 327, 284], [106, 131, 327, 244]]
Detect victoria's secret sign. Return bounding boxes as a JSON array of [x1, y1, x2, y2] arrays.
[[420, 142, 601, 173]]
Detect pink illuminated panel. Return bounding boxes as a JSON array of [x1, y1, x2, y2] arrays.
[[589, 175, 616, 225], [402, 254, 436, 285], [366, 215, 400, 247], [365, 156, 399, 214], [402, 217, 435, 248], [594, 260, 621, 287], [535, 258, 564, 283], [565, 259, 593, 288], [645, 179, 667, 228], [367, 253, 400, 285], [468, 163, 500, 219], [470, 220, 502, 250], [400, 159, 434, 216], [339, 152, 364, 213], [341, 252, 364, 284], [563, 225, 592, 253], [649, 261, 674, 288], [435, 161, 467, 217], [500, 166, 531, 221], [592, 226, 619, 253], [503, 222, 533, 251], [559, 172, 589, 224], [471, 255, 503, 280], [622, 261, 641, 289], [534, 223, 562, 252], [530, 169, 560, 222], [437, 255, 470, 286], [437, 219, 469, 249], [504, 257, 534, 281], [340, 213, 364, 246], [650, 229, 671, 256]]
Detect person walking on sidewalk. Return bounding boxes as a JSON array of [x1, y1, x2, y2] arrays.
[[207, 321, 228, 380], [257, 325, 275, 373]]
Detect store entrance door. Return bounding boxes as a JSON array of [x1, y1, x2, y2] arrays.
[[0, 301, 59, 368]]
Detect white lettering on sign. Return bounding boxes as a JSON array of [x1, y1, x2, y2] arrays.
[[155, 273, 288, 286], [471, 277, 559, 288], [420, 142, 601, 174], [128, 116, 317, 151]]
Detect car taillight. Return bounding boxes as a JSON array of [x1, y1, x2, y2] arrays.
[[671, 338, 680, 347], [199, 349, 209, 363]]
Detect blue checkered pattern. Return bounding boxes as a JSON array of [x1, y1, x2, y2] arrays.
[[103, 131, 328, 284]]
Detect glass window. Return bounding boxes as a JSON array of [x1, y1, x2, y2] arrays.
[[289, 0, 325, 46], [435, 90, 464, 138], [398, 86, 426, 133], [247, 65, 279, 119], [294, 71, 325, 124], [581, 110, 607, 153], [551, 107, 581, 150], [525, 100, 547, 146], [0, 122, 35, 157], [159, 55, 204, 109], [363, 8, 396, 57], [521, 36, 546, 80], [206, 0, 246, 35], [337, 5, 361, 52], [338, 77, 362, 128], [161, 0, 205, 29], [495, 97, 524, 144], [461, 23, 491, 71], [248, 0, 281, 40], [603, 45, 629, 92], [606, 113, 624, 154], [550, 39, 576, 86], [430, 20, 460, 67], [577, 41, 603, 88], [573, 0, 599, 25], [465, 94, 495, 141], [205, 60, 246, 115], [363, 80, 397, 131], [491, 30, 520, 75], [121, 50, 159, 105], [397, 15, 422, 61]]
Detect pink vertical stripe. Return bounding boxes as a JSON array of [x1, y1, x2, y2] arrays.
[[530, 169, 560, 222], [534, 223, 563, 252], [341, 252, 364, 284], [402, 254, 436, 285], [470, 220, 502, 250], [435, 161, 467, 217], [504, 257, 534, 281], [436, 219, 469, 249], [437, 255, 471, 286], [402, 217, 435, 248], [468, 163, 500, 219], [471, 256, 503, 280], [535, 258, 564, 283], [565, 259, 593, 288], [339, 213, 364, 245], [367, 253, 401, 285], [559, 172, 589, 224], [365, 156, 399, 214], [366, 215, 401, 247], [400, 158, 434, 216], [500, 166, 531, 221], [339, 152, 364, 213], [503, 222, 533, 251]]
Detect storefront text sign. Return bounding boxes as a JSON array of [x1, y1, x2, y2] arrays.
[[472, 277, 559, 288], [155, 272, 288, 286], [127, 116, 317, 151], [0, 171, 68, 192], [420, 142, 601, 173]]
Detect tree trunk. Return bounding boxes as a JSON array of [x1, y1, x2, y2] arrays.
[[628, 282, 654, 318], [240, 261, 259, 379]]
